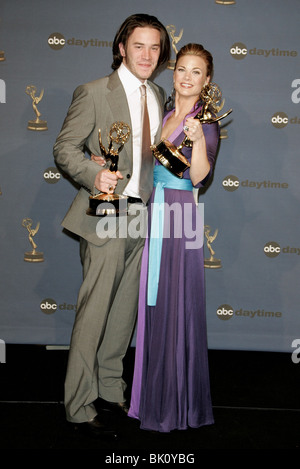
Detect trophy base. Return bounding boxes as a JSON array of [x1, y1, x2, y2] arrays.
[[24, 251, 44, 262], [27, 120, 48, 131], [87, 193, 128, 216], [204, 259, 222, 269], [151, 139, 190, 178]]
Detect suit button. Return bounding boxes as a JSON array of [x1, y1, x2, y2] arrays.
[[126, 174, 131, 179]]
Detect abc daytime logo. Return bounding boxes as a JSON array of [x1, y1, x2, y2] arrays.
[[48, 32, 112, 50], [230, 42, 297, 60], [222, 175, 288, 192], [40, 298, 77, 314], [44, 167, 61, 184], [217, 303, 282, 320]]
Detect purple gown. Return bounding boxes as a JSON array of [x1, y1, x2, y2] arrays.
[[128, 104, 220, 432]]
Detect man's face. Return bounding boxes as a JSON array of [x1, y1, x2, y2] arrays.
[[119, 26, 161, 81]]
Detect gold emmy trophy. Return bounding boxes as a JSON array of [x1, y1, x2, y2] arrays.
[[25, 85, 48, 131], [204, 225, 221, 268], [0, 50, 5, 62], [22, 218, 44, 262], [166, 25, 183, 70], [151, 82, 232, 178], [87, 122, 131, 216]]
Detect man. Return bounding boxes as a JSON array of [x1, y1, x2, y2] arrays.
[[53, 14, 170, 438]]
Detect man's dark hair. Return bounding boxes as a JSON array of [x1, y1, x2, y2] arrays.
[[112, 13, 170, 70]]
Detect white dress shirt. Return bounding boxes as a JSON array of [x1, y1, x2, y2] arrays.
[[118, 63, 160, 198]]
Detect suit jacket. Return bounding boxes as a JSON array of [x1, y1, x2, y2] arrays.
[[53, 70, 165, 246]]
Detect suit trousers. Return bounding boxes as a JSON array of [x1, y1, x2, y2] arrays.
[[64, 209, 147, 423]]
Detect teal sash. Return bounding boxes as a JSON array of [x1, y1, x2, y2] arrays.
[[147, 165, 193, 306]]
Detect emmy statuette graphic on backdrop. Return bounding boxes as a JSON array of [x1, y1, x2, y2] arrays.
[[204, 225, 221, 269], [0, 49, 5, 61], [166, 24, 183, 70], [25, 85, 48, 131], [151, 82, 232, 177], [87, 122, 131, 216], [217, 98, 231, 139], [22, 218, 44, 262]]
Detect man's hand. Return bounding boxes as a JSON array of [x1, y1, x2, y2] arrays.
[[91, 154, 106, 166], [94, 169, 123, 194]]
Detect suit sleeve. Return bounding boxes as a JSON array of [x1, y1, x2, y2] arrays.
[[53, 84, 102, 192]]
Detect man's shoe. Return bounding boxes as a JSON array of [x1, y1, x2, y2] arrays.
[[75, 415, 118, 439], [99, 398, 129, 417]]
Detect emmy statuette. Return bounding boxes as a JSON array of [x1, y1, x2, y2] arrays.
[[87, 122, 131, 216], [22, 218, 44, 262], [26, 85, 48, 131], [204, 225, 221, 269]]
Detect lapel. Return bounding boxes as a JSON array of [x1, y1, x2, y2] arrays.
[[106, 72, 132, 164]]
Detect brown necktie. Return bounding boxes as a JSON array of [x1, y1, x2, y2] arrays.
[[139, 84, 153, 204]]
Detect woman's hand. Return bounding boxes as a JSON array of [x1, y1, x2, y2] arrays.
[[183, 118, 210, 186], [183, 117, 205, 143]]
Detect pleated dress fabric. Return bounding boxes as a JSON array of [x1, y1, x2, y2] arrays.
[[128, 106, 219, 432]]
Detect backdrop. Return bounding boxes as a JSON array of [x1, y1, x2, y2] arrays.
[[0, 0, 299, 352]]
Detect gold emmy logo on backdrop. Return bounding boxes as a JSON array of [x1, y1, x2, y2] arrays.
[[215, 98, 231, 139], [22, 218, 44, 262], [166, 25, 183, 70], [151, 82, 232, 177], [25, 85, 48, 131], [87, 122, 131, 216], [0, 50, 5, 61], [204, 225, 222, 268], [215, 1, 236, 4]]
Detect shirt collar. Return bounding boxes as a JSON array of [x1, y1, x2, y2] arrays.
[[118, 63, 148, 96]]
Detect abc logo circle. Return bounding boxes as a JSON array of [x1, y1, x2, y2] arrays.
[[40, 298, 57, 314], [222, 175, 240, 192], [271, 112, 289, 128], [264, 241, 281, 258], [48, 33, 66, 50], [217, 304, 234, 320], [230, 42, 247, 60], [44, 167, 61, 184]]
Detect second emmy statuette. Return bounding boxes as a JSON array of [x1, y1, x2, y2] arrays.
[[87, 122, 131, 216], [26, 85, 48, 131], [22, 218, 44, 262], [151, 83, 232, 178], [204, 225, 221, 269]]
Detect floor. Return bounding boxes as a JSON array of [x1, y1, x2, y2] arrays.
[[0, 345, 299, 453]]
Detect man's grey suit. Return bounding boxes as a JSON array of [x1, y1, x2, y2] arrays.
[[53, 70, 165, 423]]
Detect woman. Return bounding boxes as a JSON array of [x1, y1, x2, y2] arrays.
[[128, 44, 220, 432]]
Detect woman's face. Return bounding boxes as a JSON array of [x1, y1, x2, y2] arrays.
[[174, 54, 210, 100]]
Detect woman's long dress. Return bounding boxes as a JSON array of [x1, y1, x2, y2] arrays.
[[128, 106, 220, 432]]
